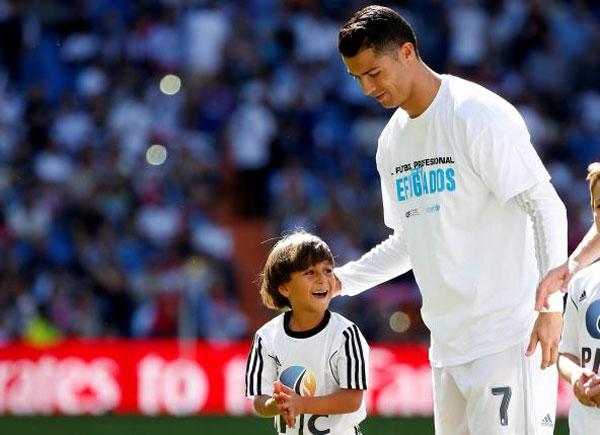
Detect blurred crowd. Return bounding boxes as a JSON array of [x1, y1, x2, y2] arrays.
[[0, 0, 598, 344]]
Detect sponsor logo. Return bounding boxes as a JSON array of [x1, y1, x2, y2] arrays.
[[586, 300, 600, 339], [268, 353, 282, 367], [426, 204, 440, 213], [279, 366, 317, 397], [541, 414, 554, 427], [405, 209, 420, 218], [395, 166, 456, 202], [579, 290, 587, 302]]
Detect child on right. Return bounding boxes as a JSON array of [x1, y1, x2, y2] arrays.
[[558, 162, 600, 434]]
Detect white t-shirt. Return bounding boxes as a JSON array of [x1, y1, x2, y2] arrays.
[[245, 310, 368, 434], [338, 74, 559, 367], [559, 262, 600, 434]]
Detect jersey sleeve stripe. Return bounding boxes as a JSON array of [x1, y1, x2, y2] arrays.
[[348, 325, 366, 389], [348, 327, 360, 389], [245, 336, 255, 395], [245, 335, 257, 395], [342, 329, 353, 388], [351, 324, 367, 388], [514, 193, 547, 282], [245, 335, 264, 396], [344, 325, 367, 390], [257, 337, 264, 395]]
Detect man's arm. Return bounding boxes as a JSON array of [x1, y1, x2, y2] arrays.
[[536, 225, 600, 310], [513, 180, 567, 368], [334, 231, 412, 296]]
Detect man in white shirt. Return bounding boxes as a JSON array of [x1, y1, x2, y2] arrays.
[[336, 5, 566, 434]]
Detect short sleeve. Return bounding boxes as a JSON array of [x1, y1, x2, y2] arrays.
[[245, 333, 278, 397], [470, 111, 550, 204], [334, 325, 369, 390], [559, 289, 579, 356]]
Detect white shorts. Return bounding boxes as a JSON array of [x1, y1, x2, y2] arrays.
[[432, 339, 557, 434], [568, 399, 600, 435]]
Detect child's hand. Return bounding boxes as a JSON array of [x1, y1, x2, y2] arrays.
[[583, 373, 600, 407], [275, 383, 304, 419], [573, 370, 597, 407], [273, 381, 296, 428]]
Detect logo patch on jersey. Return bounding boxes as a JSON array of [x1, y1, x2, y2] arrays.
[[268, 353, 282, 367], [585, 299, 600, 339], [279, 366, 317, 397], [394, 162, 456, 202], [579, 290, 587, 302], [405, 208, 420, 218], [541, 413, 554, 427]]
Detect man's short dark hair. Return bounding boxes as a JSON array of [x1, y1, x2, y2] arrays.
[[338, 5, 419, 58]]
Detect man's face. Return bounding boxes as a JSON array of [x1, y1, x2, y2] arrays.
[[592, 180, 600, 233], [342, 46, 413, 109]]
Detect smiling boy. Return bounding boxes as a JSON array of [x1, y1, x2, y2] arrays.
[[245, 231, 369, 434]]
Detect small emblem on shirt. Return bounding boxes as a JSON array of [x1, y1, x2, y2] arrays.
[[579, 290, 587, 302], [541, 414, 554, 427], [426, 204, 440, 213], [268, 353, 282, 367], [405, 208, 420, 218]]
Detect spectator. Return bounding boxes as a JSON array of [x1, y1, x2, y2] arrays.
[[0, 0, 597, 345]]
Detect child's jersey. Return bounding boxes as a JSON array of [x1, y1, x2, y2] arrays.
[[245, 310, 369, 434], [559, 261, 600, 434]]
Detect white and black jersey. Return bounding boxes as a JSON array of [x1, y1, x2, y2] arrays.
[[559, 262, 600, 434], [246, 310, 369, 434]]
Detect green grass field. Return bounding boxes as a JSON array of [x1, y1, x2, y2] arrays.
[[0, 415, 569, 434]]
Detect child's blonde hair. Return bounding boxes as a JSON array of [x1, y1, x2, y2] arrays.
[[259, 231, 334, 310], [587, 162, 600, 207]]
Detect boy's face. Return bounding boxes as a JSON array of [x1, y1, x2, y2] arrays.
[[278, 261, 335, 314], [592, 180, 600, 232]]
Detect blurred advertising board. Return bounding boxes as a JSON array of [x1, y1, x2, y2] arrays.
[[0, 340, 573, 416]]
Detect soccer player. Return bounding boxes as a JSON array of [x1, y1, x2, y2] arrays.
[[336, 5, 566, 434], [245, 231, 368, 434], [557, 162, 600, 434]]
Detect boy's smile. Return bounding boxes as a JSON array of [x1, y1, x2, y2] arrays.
[[278, 261, 335, 324]]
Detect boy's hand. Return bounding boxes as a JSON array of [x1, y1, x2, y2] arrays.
[[572, 370, 597, 407], [583, 374, 600, 407], [274, 383, 305, 427], [273, 381, 296, 427]]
